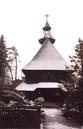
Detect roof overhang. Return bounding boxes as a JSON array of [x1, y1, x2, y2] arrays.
[[16, 82, 67, 92]]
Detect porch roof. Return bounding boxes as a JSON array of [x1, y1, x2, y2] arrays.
[[16, 82, 67, 92]]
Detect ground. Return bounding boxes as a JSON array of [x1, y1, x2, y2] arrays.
[[41, 108, 83, 129]]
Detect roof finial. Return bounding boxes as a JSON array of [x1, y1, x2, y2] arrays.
[[45, 14, 49, 22], [39, 15, 55, 44], [43, 14, 51, 31]]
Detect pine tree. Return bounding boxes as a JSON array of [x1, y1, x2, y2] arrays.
[[62, 38, 83, 119], [69, 38, 83, 88], [0, 35, 8, 80]]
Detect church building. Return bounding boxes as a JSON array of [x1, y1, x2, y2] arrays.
[[16, 16, 71, 102]]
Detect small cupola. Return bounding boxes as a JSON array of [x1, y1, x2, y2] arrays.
[[39, 14, 55, 44], [43, 21, 51, 31]]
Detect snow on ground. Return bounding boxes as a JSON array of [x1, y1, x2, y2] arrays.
[[41, 108, 83, 129]]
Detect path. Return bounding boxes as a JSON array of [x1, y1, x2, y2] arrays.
[[41, 108, 83, 129]]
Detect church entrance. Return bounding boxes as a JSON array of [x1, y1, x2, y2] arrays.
[[25, 88, 64, 102], [34, 88, 64, 102]]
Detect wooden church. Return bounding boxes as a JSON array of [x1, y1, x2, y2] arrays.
[[16, 16, 71, 102]]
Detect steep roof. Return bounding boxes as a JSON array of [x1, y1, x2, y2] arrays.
[[23, 39, 70, 70]]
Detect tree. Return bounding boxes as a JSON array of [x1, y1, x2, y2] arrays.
[[69, 38, 83, 88], [0, 35, 8, 81], [7, 46, 19, 81], [62, 38, 83, 119]]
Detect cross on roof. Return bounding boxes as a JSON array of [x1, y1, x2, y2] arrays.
[[45, 14, 49, 22]]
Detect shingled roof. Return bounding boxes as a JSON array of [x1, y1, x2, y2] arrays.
[[23, 39, 70, 70]]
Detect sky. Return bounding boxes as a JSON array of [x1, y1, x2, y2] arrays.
[[0, 0, 83, 78]]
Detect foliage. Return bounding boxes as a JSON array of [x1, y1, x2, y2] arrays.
[[62, 38, 83, 119], [0, 90, 29, 107], [69, 39, 83, 96], [0, 90, 42, 107], [35, 97, 45, 106], [0, 101, 6, 107], [7, 46, 19, 81], [0, 35, 20, 85], [60, 79, 74, 91], [0, 35, 8, 80], [62, 103, 83, 119], [62, 38, 83, 91], [69, 38, 83, 81]]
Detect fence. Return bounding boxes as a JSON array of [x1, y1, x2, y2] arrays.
[[0, 106, 41, 129]]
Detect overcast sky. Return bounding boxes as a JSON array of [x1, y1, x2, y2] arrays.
[[0, 0, 83, 78]]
